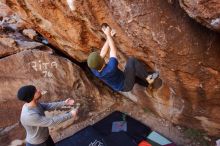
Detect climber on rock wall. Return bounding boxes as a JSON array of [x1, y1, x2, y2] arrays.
[[87, 24, 159, 92], [17, 85, 78, 146]]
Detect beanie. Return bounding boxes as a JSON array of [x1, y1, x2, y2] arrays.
[[87, 52, 104, 70], [17, 85, 36, 103]]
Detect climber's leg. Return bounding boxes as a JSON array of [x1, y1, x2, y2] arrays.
[[128, 57, 159, 85], [135, 76, 149, 87], [122, 57, 150, 91], [122, 58, 136, 91], [123, 57, 159, 91]]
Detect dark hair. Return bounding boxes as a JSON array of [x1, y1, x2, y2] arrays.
[[17, 85, 36, 103]]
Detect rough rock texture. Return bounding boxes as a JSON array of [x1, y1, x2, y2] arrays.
[[0, 30, 49, 57], [3, 0, 220, 137], [0, 3, 48, 58], [107, 0, 220, 136], [22, 28, 38, 39], [179, 0, 220, 32], [0, 3, 26, 30]]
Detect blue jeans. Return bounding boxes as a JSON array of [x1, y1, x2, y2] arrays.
[[26, 135, 55, 146]]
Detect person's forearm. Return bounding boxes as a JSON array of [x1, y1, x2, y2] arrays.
[[46, 112, 72, 126], [107, 35, 117, 57], [41, 101, 65, 111], [100, 40, 109, 58], [27, 112, 73, 127]]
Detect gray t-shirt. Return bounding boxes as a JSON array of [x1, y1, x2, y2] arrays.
[[20, 101, 72, 144]]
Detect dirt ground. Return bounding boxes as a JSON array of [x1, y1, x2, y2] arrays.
[[51, 95, 217, 146]]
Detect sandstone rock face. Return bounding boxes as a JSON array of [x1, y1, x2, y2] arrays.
[[179, 0, 220, 32], [106, 0, 220, 136], [0, 3, 47, 57], [3, 0, 220, 136], [0, 31, 47, 57], [22, 29, 38, 39], [0, 3, 26, 30]]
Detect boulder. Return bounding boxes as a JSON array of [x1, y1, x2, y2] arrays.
[[0, 3, 46, 57], [179, 0, 220, 32]]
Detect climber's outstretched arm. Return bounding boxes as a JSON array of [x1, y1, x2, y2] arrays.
[[107, 34, 117, 58], [100, 40, 109, 58], [104, 27, 117, 58]]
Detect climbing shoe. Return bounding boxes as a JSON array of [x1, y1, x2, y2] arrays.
[[146, 71, 159, 84]]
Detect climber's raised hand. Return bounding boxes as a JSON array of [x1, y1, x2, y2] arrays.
[[111, 29, 116, 37], [103, 26, 111, 36]]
